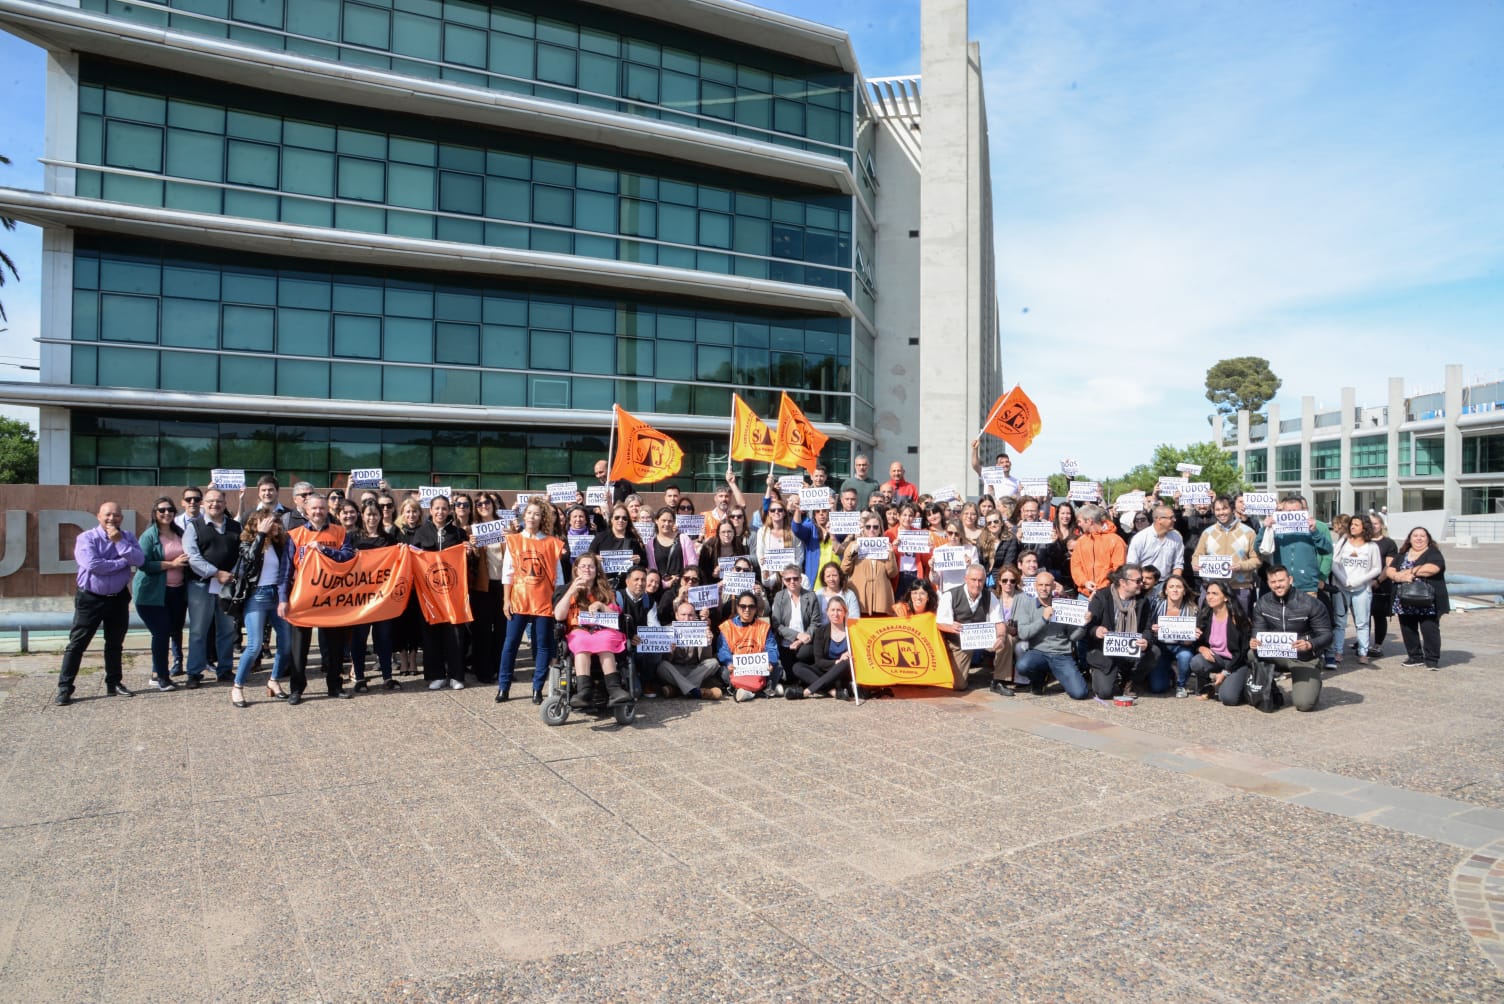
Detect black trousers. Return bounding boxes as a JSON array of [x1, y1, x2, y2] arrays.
[[1085, 651, 1151, 699], [288, 624, 349, 695], [422, 622, 466, 682], [57, 588, 131, 693], [1398, 614, 1441, 665], [469, 585, 503, 683], [792, 660, 849, 693], [1371, 592, 1392, 646]]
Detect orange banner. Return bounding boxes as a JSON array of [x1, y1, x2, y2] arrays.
[[286, 545, 412, 628], [410, 545, 474, 625], [730, 393, 777, 463], [848, 613, 954, 689], [610, 405, 684, 485], [982, 385, 1042, 453], [772, 392, 828, 473]]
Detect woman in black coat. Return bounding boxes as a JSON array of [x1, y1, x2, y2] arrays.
[[1186, 581, 1252, 705], [1387, 527, 1448, 669]]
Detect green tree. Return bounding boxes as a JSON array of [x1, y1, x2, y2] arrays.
[[1046, 473, 1069, 499], [1116, 442, 1245, 499], [0, 154, 18, 323], [0, 417, 38, 483], [1205, 356, 1281, 427]]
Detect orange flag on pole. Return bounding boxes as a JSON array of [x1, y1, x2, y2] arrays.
[[771, 392, 828, 474], [849, 613, 955, 689], [410, 545, 474, 625], [981, 385, 1043, 453], [609, 405, 684, 484], [730, 393, 777, 463]]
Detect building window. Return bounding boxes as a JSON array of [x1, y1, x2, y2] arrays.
[[1462, 486, 1504, 515], [1244, 448, 1267, 484], [1310, 440, 1340, 482], [1462, 433, 1504, 474], [1413, 437, 1444, 476], [1350, 435, 1387, 479], [1275, 444, 1302, 483]]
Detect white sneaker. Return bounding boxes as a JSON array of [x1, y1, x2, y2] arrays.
[[734, 688, 755, 703], [772, 683, 785, 697], [428, 679, 446, 690], [448, 679, 464, 690]]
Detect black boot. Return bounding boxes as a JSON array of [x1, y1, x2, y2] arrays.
[[603, 672, 631, 707], [569, 676, 593, 709]]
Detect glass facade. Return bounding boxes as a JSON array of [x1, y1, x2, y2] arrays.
[[1462, 433, 1504, 474], [79, 0, 855, 159], [77, 62, 855, 293], [1244, 448, 1267, 484], [1414, 437, 1444, 476], [1310, 440, 1340, 482], [70, 411, 845, 490], [1462, 486, 1504, 515], [1274, 444, 1302, 483], [68, 238, 853, 421], [1349, 435, 1387, 479]]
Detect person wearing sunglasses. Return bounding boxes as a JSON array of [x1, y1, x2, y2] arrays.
[[133, 497, 190, 692], [716, 591, 781, 702], [467, 493, 506, 686], [770, 564, 820, 671], [589, 504, 647, 588], [840, 513, 899, 617], [752, 497, 804, 593], [1084, 562, 1153, 700]]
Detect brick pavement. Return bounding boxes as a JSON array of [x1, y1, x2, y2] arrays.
[[0, 610, 1501, 1002]]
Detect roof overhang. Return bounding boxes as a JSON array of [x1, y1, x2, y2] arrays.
[[581, 0, 858, 73]]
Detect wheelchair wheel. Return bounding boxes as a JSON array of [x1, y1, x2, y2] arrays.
[[612, 702, 635, 726], [541, 696, 569, 726]]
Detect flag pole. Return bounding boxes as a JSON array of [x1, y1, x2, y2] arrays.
[[850, 657, 861, 707], [727, 394, 738, 472], [606, 404, 618, 499]]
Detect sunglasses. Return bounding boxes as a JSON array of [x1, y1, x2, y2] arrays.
[[730, 513, 746, 520], [454, 502, 471, 508], [155, 507, 176, 514], [781, 576, 799, 583], [998, 577, 1017, 584], [677, 504, 694, 512], [378, 502, 394, 509], [612, 515, 629, 521], [182, 496, 201, 504], [768, 508, 784, 515], [737, 603, 756, 610]]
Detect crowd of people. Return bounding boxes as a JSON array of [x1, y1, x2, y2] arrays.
[[53, 447, 1452, 714]]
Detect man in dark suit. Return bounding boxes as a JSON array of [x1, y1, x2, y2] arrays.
[[770, 564, 822, 669]]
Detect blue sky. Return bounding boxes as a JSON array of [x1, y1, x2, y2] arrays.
[[2, 0, 1503, 478]]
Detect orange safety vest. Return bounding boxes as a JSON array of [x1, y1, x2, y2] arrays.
[[506, 533, 565, 616], [289, 522, 345, 567], [719, 618, 770, 656]]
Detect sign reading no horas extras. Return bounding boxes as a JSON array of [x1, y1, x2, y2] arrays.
[[348, 467, 383, 489], [1049, 597, 1089, 626], [1067, 480, 1100, 502], [762, 547, 798, 569], [1197, 555, 1233, 580], [210, 468, 245, 491], [599, 549, 635, 574], [897, 530, 932, 555], [636, 626, 674, 653], [673, 620, 711, 647], [418, 485, 452, 508], [547, 482, 580, 505], [1157, 615, 1198, 643]]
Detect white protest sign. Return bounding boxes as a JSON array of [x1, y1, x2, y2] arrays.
[[210, 468, 245, 491], [1274, 510, 1311, 536], [828, 511, 861, 535], [981, 465, 1008, 489], [1050, 598, 1089, 626], [495, 510, 518, 530], [1176, 462, 1204, 475], [576, 611, 620, 631], [800, 486, 832, 510], [762, 547, 798, 569], [1182, 482, 1213, 505], [469, 519, 508, 545], [931, 545, 969, 572], [720, 571, 756, 594], [1156, 477, 1187, 497], [930, 485, 960, 503], [348, 467, 383, 489], [568, 535, 593, 558], [1020, 575, 1038, 596], [1197, 555, 1233, 580], [599, 549, 635, 574], [897, 530, 932, 555], [1242, 492, 1277, 516], [1019, 477, 1051, 498], [1256, 631, 1299, 659], [1060, 458, 1080, 477], [676, 514, 706, 537], [1104, 632, 1142, 659], [547, 482, 579, 505], [584, 486, 610, 508], [959, 621, 999, 650], [636, 626, 674, 653], [515, 493, 531, 509], [634, 521, 655, 541], [856, 536, 891, 560], [778, 474, 807, 494], [673, 620, 711, 647], [732, 652, 770, 676], [1068, 480, 1101, 502], [1019, 521, 1055, 545], [1157, 615, 1198, 643], [687, 585, 721, 609], [1114, 492, 1146, 512], [715, 557, 739, 577], [419, 485, 452, 508]]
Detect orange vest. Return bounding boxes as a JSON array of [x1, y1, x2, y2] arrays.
[[289, 522, 345, 567], [507, 534, 566, 616], [719, 618, 770, 655]]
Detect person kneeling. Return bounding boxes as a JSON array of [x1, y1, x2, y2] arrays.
[[717, 591, 781, 701], [554, 553, 630, 709]]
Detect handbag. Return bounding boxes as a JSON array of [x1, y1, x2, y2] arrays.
[[1395, 577, 1435, 606]]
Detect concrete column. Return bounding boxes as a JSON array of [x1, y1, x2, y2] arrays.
[[38, 51, 80, 483], [1386, 377, 1404, 510], [44, 51, 80, 197], [918, 0, 974, 490], [1300, 395, 1315, 503], [1235, 409, 1250, 479], [1339, 386, 1355, 514], [1443, 363, 1464, 514], [38, 408, 71, 485], [1266, 402, 1280, 491]]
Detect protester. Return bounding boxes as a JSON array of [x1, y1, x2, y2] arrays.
[[348, 502, 399, 691], [841, 512, 898, 616], [1187, 580, 1251, 704], [814, 561, 861, 622], [787, 594, 854, 700], [655, 602, 722, 700], [1250, 565, 1332, 712], [1331, 515, 1382, 665], [183, 489, 242, 686], [1071, 503, 1126, 598], [228, 508, 295, 706], [717, 590, 781, 702], [936, 564, 1001, 690], [499, 500, 566, 704], [770, 564, 820, 669], [1148, 574, 1199, 695], [1190, 496, 1260, 615], [282, 493, 355, 704], [555, 552, 631, 708], [1125, 505, 1185, 580], [55, 501, 144, 705], [988, 564, 1031, 693], [1084, 563, 1153, 700], [1388, 528, 1449, 670], [1368, 514, 1398, 653], [891, 578, 937, 618], [133, 496, 189, 692], [1012, 570, 1090, 699]]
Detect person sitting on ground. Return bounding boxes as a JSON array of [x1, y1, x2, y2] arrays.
[[717, 590, 781, 702], [770, 564, 821, 669], [655, 601, 723, 700], [787, 595, 856, 700], [1148, 573, 1199, 696], [936, 563, 1002, 691], [1011, 571, 1090, 699], [1186, 580, 1251, 704], [1250, 565, 1332, 712], [1084, 563, 1153, 700]]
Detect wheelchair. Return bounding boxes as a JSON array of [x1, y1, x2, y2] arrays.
[[539, 625, 638, 727]]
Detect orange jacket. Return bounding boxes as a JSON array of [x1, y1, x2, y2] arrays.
[[1071, 526, 1125, 597]]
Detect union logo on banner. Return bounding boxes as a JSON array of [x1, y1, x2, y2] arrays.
[[849, 614, 953, 689]]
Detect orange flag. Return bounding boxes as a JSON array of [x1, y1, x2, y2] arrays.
[[610, 405, 684, 484], [286, 545, 413, 628], [849, 613, 954, 689], [730, 393, 777, 462], [772, 392, 828, 473], [982, 385, 1042, 453], [410, 545, 473, 625]]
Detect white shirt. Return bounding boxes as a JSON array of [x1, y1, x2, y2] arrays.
[[936, 587, 1004, 626]]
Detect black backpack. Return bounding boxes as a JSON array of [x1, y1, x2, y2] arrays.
[[1244, 658, 1285, 713]]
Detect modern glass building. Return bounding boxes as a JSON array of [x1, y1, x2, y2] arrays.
[[0, 0, 1001, 490]]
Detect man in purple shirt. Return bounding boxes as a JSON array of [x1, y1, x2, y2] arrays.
[[56, 501, 145, 705]]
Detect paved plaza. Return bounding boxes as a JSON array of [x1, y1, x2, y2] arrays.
[[1, 609, 1502, 1002]]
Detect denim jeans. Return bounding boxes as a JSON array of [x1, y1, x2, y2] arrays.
[[1014, 648, 1090, 699], [500, 614, 555, 694], [136, 584, 188, 680], [234, 586, 290, 687], [186, 579, 236, 679], [1332, 587, 1371, 657], [349, 619, 395, 681], [1152, 644, 1196, 693]]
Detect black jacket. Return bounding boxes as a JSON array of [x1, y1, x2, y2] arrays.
[[1252, 588, 1333, 660], [409, 519, 469, 552], [1194, 606, 1251, 669], [1085, 588, 1153, 653], [808, 621, 851, 672]]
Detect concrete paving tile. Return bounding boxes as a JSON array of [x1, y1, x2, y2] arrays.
[[1368, 806, 1501, 849], [968, 965, 1102, 1003], [850, 955, 986, 1002], [756, 898, 915, 972]]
